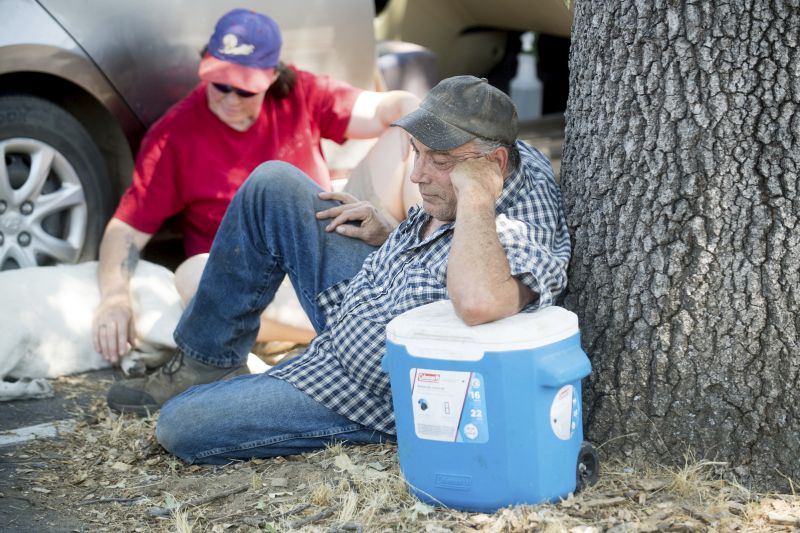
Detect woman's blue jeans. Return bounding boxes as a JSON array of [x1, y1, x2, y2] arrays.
[[157, 161, 393, 464]]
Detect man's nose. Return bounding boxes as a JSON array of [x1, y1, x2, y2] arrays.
[[409, 158, 427, 184]]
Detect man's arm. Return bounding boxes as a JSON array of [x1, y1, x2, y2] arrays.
[[344, 90, 420, 139], [316, 90, 420, 245], [93, 218, 152, 363], [447, 155, 536, 326]]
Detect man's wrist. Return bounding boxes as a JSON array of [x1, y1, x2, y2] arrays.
[[456, 183, 497, 209]]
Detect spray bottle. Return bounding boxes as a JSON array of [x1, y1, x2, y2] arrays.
[[510, 32, 543, 121]]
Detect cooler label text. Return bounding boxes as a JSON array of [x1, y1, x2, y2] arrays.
[[410, 368, 488, 443]]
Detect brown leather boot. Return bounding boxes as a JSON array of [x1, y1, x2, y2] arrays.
[[106, 350, 249, 416]]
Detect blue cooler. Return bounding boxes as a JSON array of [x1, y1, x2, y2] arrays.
[[382, 300, 591, 512]]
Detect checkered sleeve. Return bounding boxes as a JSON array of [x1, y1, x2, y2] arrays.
[[497, 143, 571, 309]]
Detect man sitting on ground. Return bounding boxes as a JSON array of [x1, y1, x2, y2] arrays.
[[107, 76, 571, 464]]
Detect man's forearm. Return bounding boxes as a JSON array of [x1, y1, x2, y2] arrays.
[[447, 190, 533, 325]]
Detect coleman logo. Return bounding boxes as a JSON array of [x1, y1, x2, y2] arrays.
[[218, 34, 255, 56], [417, 372, 440, 383], [435, 473, 472, 490]]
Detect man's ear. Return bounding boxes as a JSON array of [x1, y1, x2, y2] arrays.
[[489, 146, 510, 176]]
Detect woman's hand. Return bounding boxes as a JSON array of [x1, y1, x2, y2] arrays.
[[92, 291, 135, 364]]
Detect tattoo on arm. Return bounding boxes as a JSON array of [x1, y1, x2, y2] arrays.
[[121, 236, 140, 280]]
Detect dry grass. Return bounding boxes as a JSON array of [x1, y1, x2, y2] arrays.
[[3, 373, 800, 532], [173, 507, 194, 533]]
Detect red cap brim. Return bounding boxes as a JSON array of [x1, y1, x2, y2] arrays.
[[198, 54, 273, 93]]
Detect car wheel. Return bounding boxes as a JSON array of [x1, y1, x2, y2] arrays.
[[0, 94, 113, 270]]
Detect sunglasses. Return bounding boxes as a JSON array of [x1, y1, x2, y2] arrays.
[[212, 83, 258, 98]]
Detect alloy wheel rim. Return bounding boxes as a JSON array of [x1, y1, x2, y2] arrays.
[[0, 138, 88, 269]]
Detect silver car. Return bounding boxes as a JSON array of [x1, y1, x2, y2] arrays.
[[0, 0, 376, 270]]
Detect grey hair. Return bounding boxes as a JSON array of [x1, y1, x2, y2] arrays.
[[473, 137, 520, 175]]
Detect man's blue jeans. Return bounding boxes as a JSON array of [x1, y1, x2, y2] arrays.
[[157, 161, 393, 464]]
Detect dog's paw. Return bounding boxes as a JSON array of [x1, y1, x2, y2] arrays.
[[121, 347, 173, 377], [120, 356, 147, 377], [0, 378, 55, 402]]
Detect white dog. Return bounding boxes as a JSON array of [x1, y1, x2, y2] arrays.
[[0, 259, 313, 401], [0, 261, 183, 401]]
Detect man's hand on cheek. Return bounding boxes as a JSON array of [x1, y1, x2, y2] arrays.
[[450, 156, 504, 201]]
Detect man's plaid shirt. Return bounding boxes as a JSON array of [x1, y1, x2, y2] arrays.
[[269, 141, 570, 434]]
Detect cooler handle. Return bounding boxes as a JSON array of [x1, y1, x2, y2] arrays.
[[536, 349, 592, 387]]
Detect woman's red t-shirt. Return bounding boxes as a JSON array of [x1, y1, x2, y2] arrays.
[[113, 67, 361, 256]]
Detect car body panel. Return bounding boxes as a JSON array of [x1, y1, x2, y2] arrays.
[[36, 0, 378, 128], [0, 0, 145, 145]]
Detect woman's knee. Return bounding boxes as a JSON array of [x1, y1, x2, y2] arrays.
[[174, 254, 208, 305]]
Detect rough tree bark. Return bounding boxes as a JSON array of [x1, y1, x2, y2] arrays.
[[561, 0, 799, 490]]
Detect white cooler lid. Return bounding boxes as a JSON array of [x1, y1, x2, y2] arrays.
[[386, 300, 579, 361]]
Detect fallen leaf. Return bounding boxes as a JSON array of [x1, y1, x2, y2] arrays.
[[364, 468, 389, 481], [638, 479, 668, 491], [582, 496, 626, 508], [469, 515, 491, 524], [412, 501, 434, 516], [762, 497, 785, 510], [334, 453, 354, 471], [163, 493, 178, 510], [367, 461, 389, 471], [768, 511, 800, 526], [110, 461, 131, 472], [727, 501, 747, 516]]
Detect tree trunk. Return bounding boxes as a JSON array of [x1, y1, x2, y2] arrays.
[[561, 0, 799, 490]]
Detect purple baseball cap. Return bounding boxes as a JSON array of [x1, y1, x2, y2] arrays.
[[198, 9, 282, 93]]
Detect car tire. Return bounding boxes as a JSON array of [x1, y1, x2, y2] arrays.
[[0, 94, 113, 270]]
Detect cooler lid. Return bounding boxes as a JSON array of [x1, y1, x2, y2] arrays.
[[386, 300, 580, 361]]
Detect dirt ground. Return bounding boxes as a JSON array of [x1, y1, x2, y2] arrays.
[[1, 372, 799, 532]]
